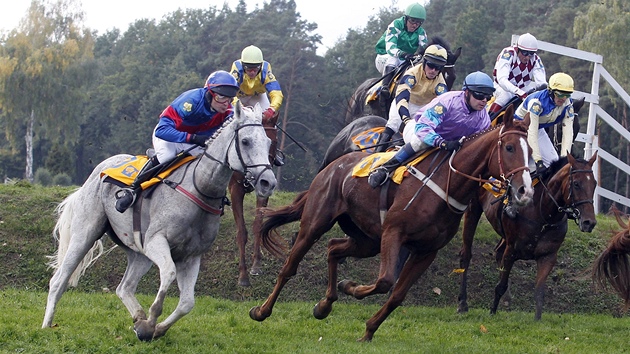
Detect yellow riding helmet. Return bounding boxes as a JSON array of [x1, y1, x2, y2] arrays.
[[241, 45, 263, 65], [549, 72, 574, 93], [423, 44, 448, 66]]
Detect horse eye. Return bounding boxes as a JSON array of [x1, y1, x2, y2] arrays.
[[241, 138, 250, 146], [505, 145, 514, 153], [573, 181, 581, 190]]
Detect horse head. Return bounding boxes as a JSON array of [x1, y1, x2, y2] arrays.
[[493, 106, 534, 207], [559, 152, 598, 232], [227, 102, 277, 198]]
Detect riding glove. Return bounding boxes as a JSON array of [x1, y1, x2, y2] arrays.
[[263, 107, 275, 120], [535, 160, 547, 175], [439, 140, 461, 151], [190, 134, 208, 147]]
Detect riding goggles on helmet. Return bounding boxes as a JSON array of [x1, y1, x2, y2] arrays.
[[519, 50, 536, 57], [554, 90, 572, 99], [424, 61, 444, 71]]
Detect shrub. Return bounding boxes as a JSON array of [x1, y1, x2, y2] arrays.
[[52, 173, 73, 186], [34, 168, 53, 186]]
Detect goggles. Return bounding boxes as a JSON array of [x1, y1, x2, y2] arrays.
[[424, 61, 444, 71], [407, 17, 424, 26], [212, 92, 232, 104], [243, 63, 262, 71], [519, 49, 536, 57], [470, 90, 493, 101], [554, 90, 572, 99]]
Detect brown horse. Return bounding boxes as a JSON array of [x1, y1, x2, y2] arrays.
[[593, 205, 630, 308], [457, 152, 597, 320], [228, 113, 280, 286], [249, 112, 534, 341]]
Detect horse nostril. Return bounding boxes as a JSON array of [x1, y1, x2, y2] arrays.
[[518, 185, 526, 196]]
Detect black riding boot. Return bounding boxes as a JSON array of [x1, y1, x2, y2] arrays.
[[379, 65, 397, 103], [374, 127, 395, 153], [115, 156, 160, 213]]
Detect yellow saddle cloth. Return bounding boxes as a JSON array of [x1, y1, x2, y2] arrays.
[[352, 149, 436, 184], [101, 155, 196, 190], [351, 127, 385, 152]]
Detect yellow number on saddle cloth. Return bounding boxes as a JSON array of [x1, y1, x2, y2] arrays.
[[352, 149, 435, 184], [101, 155, 196, 190]]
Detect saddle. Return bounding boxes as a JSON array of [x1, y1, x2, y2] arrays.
[[352, 149, 435, 184], [101, 154, 196, 190]]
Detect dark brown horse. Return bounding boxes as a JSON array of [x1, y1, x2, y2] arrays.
[[345, 36, 461, 123], [249, 112, 534, 341], [228, 113, 280, 286], [593, 205, 630, 308], [457, 152, 598, 320]]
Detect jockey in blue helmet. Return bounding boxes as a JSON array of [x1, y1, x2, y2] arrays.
[[368, 71, 494, 188], [115, 70, 239, 213]]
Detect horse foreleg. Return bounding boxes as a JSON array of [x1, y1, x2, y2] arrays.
[[154, 256, 201, 339], [361, 251, 438, 342], [250, 222, 332, 322], [491, 245, 517, 315], [533, 253, 557, 320], [229, 177, 251, 287], [134, 236, 176, 341], [340, 229, 402, 299], [116, 250, 153, 324], [458, 200, 484, 314], [250, 195, 269, 276]]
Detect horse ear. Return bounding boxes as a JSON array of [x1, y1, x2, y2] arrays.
[[235, 100, 242, 117], [447, 47, 462, 65], [521, 112, 531, 129], [503, 104, 514, 128], [567, 152, 576, 165], [588, 151, 598, 167]]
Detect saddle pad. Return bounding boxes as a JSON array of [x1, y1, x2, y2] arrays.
[[364, 79, 384, 104], [351, 127, 385, 152], [352, 149, 436, 184], [101, 155, 196, 189]]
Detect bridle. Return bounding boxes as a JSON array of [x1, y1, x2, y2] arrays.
[[538, 165, 594, 223], [445, 125, 530, 212]]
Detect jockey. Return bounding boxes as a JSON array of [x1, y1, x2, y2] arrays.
[[374, 2, 428, 94], [374, 44, 449, 152], [230, 45, 283, 122], [230, 45, 284, 165], [114, 70, 239, 213], [502, 72, 575, 219], [368, 71, 494, 188], [489, 33, 547, 115]]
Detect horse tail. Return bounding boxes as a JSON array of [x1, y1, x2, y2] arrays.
[[593, 228, 630, 309], [260, 190, 309, 259], [48, 189, 106, 287]]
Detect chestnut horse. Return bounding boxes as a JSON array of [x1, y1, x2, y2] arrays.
[[457, 152, 597, 320], [228, 112, 280, 286], [593, 205, 630, 308], [250, 113, 534, 341]]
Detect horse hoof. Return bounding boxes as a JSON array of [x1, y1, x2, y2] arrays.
[[457, 305, 468, 314], [238, 277, 251, 287], [249, 267, 262, 276], [313, 300, 332, 320], [133, 320, 155, 342], [249, 306, 268, 322]]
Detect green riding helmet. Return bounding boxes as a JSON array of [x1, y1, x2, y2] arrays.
[[405, 2, 426, 20]]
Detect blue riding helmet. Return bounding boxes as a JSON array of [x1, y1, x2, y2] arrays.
[[205, 70, 239, 97], [462, 71, 496, 95]]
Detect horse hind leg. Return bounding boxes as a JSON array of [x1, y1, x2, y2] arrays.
[[153, 256, 201, 339], [116, 250, 153, 324], [458, 200, 484, 314], [43, 194, 107, 328]]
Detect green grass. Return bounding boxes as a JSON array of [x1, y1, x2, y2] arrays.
[[1, 289, 629, 353], [1, 183, 630, 351]]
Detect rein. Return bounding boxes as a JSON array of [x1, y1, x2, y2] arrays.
[[537, 165, 594, 224], [444, 125, 529, 213], [166, 121, 272, 214]]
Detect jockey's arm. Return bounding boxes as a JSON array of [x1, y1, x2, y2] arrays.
[[495, 55, 523, 96], [525, 100, 543, 162], [559, 106, 575, 157], [531, 58, 547, 86], [415, 105, 444, 147]]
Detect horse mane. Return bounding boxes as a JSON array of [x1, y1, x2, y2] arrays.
[[428, 35, 452, 52], [204, 112, 238, 147], [461, 123, 503, 144]]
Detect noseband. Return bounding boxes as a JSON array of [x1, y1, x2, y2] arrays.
[[541, 165, 594, 222]]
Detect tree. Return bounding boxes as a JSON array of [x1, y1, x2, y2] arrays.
[[0, 0, 95, 181]]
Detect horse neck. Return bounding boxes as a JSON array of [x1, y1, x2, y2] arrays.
[[543, 163, 571, 208], [190, 122, 239, 198], [455, 127, 501, 181]]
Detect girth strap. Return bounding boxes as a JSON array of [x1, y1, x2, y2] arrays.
[[163, 179, 224, 215]]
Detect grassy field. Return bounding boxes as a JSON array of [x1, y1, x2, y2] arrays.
[[2, 289, 630, 353], [0, 182, 629, 351]]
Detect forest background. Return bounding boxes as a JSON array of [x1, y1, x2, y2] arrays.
[[0, 0, 628, 208]]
